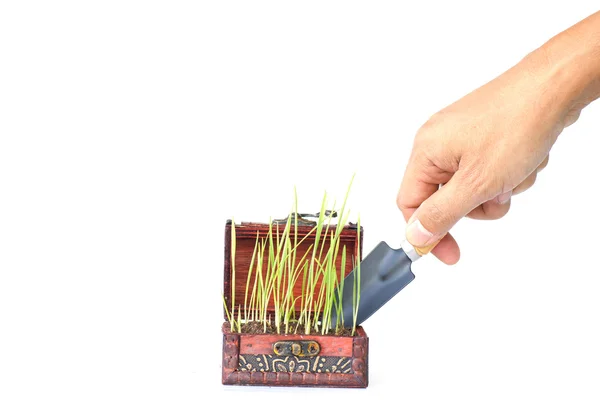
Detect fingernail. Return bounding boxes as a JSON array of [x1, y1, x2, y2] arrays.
[[496, 190, 512, 204], [406, 219, 435, 247]]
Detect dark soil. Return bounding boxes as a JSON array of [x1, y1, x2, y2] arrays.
[[225, 321, 355, 336]]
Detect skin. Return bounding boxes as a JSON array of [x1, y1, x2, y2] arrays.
[[397, 11, 600, 265]]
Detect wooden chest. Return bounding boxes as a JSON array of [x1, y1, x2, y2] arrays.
[[221, 219, 368, 388]]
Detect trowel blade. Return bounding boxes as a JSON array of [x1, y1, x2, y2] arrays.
[[332, 241, 415, 328]]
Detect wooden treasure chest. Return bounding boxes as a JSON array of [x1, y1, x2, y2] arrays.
[[221, 214, 368, 388]]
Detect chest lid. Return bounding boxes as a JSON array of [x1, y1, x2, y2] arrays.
[[223, 216, 363, 320]]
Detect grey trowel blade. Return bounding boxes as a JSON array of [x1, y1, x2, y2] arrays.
[[332, 241, 415, 328]]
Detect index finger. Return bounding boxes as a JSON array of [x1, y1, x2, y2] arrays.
[[396, 152, 460, 264], [396, 152, 444, 222]]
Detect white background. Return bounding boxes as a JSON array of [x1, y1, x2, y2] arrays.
[[1, 1, 599, 399]]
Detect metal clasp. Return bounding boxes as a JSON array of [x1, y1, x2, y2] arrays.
[[272, 211, 338, 226], [273, 340, 320, 356]]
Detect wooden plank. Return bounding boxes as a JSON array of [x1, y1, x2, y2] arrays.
[[239, 333, 353, 357]]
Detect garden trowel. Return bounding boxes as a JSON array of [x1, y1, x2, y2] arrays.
[[333, 237, 441, 328]]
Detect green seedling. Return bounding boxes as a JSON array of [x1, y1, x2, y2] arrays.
[[351, 216, 361, 336], [223, 176, 362, 336]]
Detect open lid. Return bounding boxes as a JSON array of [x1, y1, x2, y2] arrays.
[[223, 218, 363, 320]]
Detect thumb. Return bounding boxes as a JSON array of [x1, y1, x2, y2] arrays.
[[405, 174, 484, 248]]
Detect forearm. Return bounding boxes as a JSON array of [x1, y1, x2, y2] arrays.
[[530, 11, 600, 110]]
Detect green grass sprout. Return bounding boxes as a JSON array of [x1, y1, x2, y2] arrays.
[[222, 293, 234, 330], [351, 215, 361, 336], [243, 232, 260, 322], [226, 177, 362, 336]]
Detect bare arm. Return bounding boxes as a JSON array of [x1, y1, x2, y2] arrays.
[[397, 11, 600, 264]]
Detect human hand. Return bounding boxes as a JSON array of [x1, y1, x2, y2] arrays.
[[397, 12, 600, 264]]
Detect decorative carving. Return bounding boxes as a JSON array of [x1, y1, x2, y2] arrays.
[[239, 354, 352, 374], [221, 325, 369, 388]]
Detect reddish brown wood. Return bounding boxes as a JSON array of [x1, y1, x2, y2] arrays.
[[221, 330, 240, 384], [239, 332, 353, 357], [221, 323, 368, 388], [224, 221, 363, 317], [303, 373, 317, 385]]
